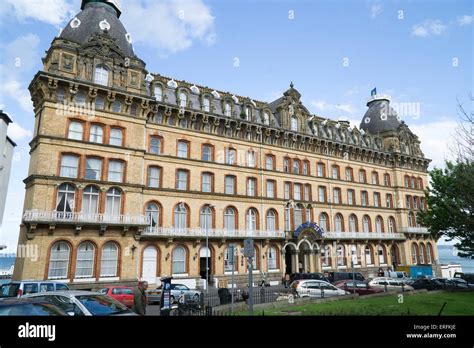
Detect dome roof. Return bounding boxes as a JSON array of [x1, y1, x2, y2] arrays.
[[360, 95, 401, 134], [59, 1, 135, 58]]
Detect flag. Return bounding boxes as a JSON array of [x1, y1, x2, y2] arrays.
[[371, 87, 377, 96]]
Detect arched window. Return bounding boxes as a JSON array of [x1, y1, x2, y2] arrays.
[[146, 203, 160, 227], [388, 217, 396, 233], [174, 204, 187, 229], [408, 212, 415, 227], [350, 245, 358, 265], [89, 124, 104, 143], [74, 92, 86, 106], [149, 136, 162, 154], [224, 102, 231, 116], [291, 117, 298, 131], [202, 96, 210, 112], [334, 214, 343, 232], [75, 242, 95, 278], [364, 245, 373, 265], [252, 247, 258, 270], [266, 210, 276, 231], [100, 242, 118, 277], [56, 183, 75, 214], [426, 243, 433, 264], [82, 185, 99, 215], [336, 245, 345, 266], [268, 246, 277, 270], [68, 121, 83, 140], [110, 128, 123, 146], [179, 91, 187, 108], [246, 208, 258, 230], [263, 111, 270, 125], [172, 246, 186, 274], [95, 96, 105, 110], [111, 100, 122, 113], [349, 214, 357, 232], [200, 206, 212, 230], [377, 245, 386, 264], [224, 207, 236, 230], [94, 66, 109, 86], [293, 159, 300, 174], [154, 85, 163, 101], [105, 188, 122, 215], [375, 216, 383, 233], [420, 244, 426, 264], [362, 215, 371, 233], [321, 245, 331, 267], [319, 213, 328, 231], [48, 241, 70, 279], [411, 243, 419, 264]]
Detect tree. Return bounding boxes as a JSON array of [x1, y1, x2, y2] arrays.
[[418, 161, 474, 258]]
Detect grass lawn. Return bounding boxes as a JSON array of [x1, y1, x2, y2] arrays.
[[249, 291, 474, 316]]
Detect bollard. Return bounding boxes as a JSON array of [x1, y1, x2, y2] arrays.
[[384, 283, 387, 292], [402, 283, 405, 292]]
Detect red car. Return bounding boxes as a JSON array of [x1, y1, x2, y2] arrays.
[[99, 286, 134, 307], [334, 280, 383, 296]]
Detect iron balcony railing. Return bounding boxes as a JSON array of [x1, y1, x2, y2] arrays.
[[22, 210, 150, 226], [143, 227, 285, 239], [317, 231, 405, 240], [399, 227, 430, 234]]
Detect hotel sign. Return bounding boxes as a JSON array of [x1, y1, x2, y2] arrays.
[[293, 222, 325, 238]]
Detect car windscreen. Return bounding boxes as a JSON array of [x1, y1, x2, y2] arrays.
[[0, 283, 20, 297], [75, 295, 129, 315], [0, 302, 66, 316]]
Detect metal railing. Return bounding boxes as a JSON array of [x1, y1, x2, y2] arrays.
[[399, 227, 429, 234], [22, 210, 150, 226], [143, 227, 285, 239], [322, 231, 405, 240]]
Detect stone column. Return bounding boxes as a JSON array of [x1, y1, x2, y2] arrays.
[[293, 252, 299, 273]]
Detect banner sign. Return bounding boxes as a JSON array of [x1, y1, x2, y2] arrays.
[[293, 222, 325, 238]]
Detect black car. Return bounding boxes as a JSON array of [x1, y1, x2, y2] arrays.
[[327, 272, 365, 283], [0, 298, 67, 316], [288, 273, 329, 284], [431, 278, 461, 290], [453, 272, 474, 285], [405, 278, 442, 291]]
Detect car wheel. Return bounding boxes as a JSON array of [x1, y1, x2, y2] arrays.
[[193, 293, 200, 301], [170, 295, 175, 304]]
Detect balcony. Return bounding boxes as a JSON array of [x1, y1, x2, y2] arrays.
[[399, 227, 430, 234], [23, 210, 150, 227], [322, 231, 406, 241], [142, 227, 285, 239]]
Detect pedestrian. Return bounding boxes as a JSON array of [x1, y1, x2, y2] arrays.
[[132, 280, 148, 316], [284, 273, 290, 288]]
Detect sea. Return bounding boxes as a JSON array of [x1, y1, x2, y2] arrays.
[[0, 255, 16, 286], [437, 244, 474, 273]]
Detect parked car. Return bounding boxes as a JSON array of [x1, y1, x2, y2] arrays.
[[404, 278, 443, 291], [23, 291, 137, 316], [448, 278, 472, 289], [99, 286, 134, 307], [146, 287, 162, 304], [453, 272, 474, 286], [290, 279, 349, 298], [0, 281, 69, 298], [0, 298, 67, 316], [387, 271, 410, 281], [289, 273, 330, 284], [334, 280, 383, 296], [168, 284, 202, 304], [430, 278, 459, 290], [368, 277, 414, 291], [327, 272, 365, 283]]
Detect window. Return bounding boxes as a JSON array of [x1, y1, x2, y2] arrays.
[[304, 185, 311, 201], [177, 141, 189, 158], [318, 186, 326, 203], [263, 112, 270, 125], [411, 177, 416, 189], [365, 246, 373, 265], [317, 163, 325, 177], [371, 172, 379, 185], [361, 191, 368, 206], [202, 173, 213, 193], [74, 92, 86, 107], [202, 97, 210, 112], [303, 161, 309, 175], [60, 154, 79, 178], [388, 217, 395, 233], [48, 242, 70, 279], [321, 245, 331, 267], [294, 206, 303, 227], [373, 192, 380, 207], [285, 207, 291, 230], [95, 96, 105, 110], [293, 160, 300, 174], [226, 148, 236, 165], [174, 204, 187, 229], [268, 247, 277, 269], [179, 92, 187, 108], [246, 209, 258, 230], [68, 121, 83, 140], [291, 117, 298, 131], [82, 185, 99, 214], [362, 215, 370, 233], [225, 176, 235, 194], [89, 125, 104, 143], [413, 197, 418, 210], [245, 106, 251, 120], [224, 247, 236, 272], [408, 212, 415, 227], [56, 88, 65, 102], [347, 190, 355, 205], [377, 245, 385, 264], [105, 188, 121, 215], [109, 128, 123, 146], [172, 247, 186, 274], [112, 101, 122, 113], [100, 242, 118, 277], [334, 214, 343, 232], [247, 151, 256, 167], [224, 207, 236, 230], [426, 243, 433, 264], [247, 178, 257, 196], [148, 166, 161, 188], [267, 210, 276, 231], [420, 245, 426, 264], [404, 176, 409, 188], [383, 174, 391, 186], [265, 155, 274, 170], [200, 206, 212, 230], [305, 208, 311, 222], [359, 170, 366, 183], [294, 184, 302, 200], [406, 196, 412, 209], [375, 216, 383, 233], [412, 244, 419, 264], [349, 215, 357, 232], [202, 145, 213, 162], [319, 213, 328, 231], [75, 242, 95, 278], [283, 158, 290, 173], [331, 165, 339, 179], [224, 102, 231, 116], [154, 85, 163, 101], [337, 245, 345, 266], [386, 194, 393, 208], [85, 158, 102, 180], [108, 160, 124, 182], [149, 137, 162, 154], [418, 178, 424, 190], [333, 188, 341, 204], [284, 182, 291, 199], [266, 180, 275, 198], [94, 66, 109, 86], [56, 183, 75, 213], [176, 170, 189, 190], [146, 203, 160, 227]]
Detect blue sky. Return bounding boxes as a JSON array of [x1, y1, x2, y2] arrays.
[[0, 0, 472, 250]]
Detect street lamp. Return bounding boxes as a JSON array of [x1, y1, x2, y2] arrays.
[[205, 204, 215, 298]]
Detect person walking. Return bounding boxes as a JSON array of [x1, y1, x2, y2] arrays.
[[132, 280, 148, 316]]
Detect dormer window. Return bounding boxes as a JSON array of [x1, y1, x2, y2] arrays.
[[94, 66, 109, 86], [224, 102, 231, 116], [291, 117, 298, 131], [179, 91, 187, 108], [203, 97, 210, 112], [245, 106, 251, 120], [263, 112, 270, 125], [154, 85, 162, 101]]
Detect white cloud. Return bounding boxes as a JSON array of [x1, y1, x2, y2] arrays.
[[457, 15, 473, 26], [310, 100, 359, 115], [122, 0, 216, 56], [370, 1, 383, 19], [7, 123, 32, 142], [411, 20, 447, 37], [0, 78, 32, 113], [0, 0, 74, 27]]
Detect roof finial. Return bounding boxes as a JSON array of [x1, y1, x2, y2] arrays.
[[290, 81, 294, 88]]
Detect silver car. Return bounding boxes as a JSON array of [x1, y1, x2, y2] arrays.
[[290, 279, 349, 298], [168, 284, 202, 304], [23, 290, 137, 316]]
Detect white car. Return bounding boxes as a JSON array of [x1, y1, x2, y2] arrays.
[[368, 277, 414, 291], [290, 279, 349, 298]]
